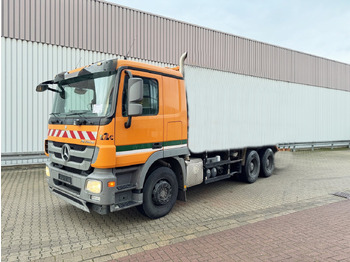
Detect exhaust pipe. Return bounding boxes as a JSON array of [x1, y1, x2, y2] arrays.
[[179, 52, 188, 76]]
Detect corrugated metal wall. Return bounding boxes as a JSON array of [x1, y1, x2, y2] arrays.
[[0, 38, 171, 165], [2, 0, 350, 92]]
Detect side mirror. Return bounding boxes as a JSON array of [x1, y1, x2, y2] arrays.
[[127, 78, 143, 116], [36, 84, 49, 92], [36, 80, 65, 98], [36, 80, 54, 92], [125, 77, 143, 128]]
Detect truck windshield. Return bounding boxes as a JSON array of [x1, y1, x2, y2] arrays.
[[52, 73, 117, 117]]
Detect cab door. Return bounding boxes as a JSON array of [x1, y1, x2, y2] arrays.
[[115, 70, 163, 167]]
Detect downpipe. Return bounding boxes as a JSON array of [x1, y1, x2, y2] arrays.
[[179, 52, 188, 76]]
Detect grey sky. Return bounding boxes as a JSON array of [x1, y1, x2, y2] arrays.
[[110, 0, 350, 64]]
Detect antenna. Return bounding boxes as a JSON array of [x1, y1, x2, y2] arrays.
[[124, 37, 136, 60]]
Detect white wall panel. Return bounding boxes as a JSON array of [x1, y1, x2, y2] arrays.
[[185, 66, 350, 153], [1, 38, 171, 165]]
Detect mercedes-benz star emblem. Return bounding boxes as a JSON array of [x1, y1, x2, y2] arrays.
[[61, 144, 71, 162]]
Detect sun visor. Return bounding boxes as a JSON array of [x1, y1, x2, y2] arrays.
[[54, 58, 118, 84]]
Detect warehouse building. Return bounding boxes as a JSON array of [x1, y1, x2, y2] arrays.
[[1, 0, 350, 165]]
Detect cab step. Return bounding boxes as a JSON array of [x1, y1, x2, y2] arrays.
[[110, 200, 141, 212], [116, 184, 136, 192]]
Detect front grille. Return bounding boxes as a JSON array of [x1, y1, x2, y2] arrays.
[[52, 163, 94, 176], [54, 152, 61, 159], [53, 141, 87, 151], [54, 152, 84, 164], [48, 141, 95, 172]]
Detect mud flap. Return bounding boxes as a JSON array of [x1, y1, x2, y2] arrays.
[[177, 189, 187, 202]]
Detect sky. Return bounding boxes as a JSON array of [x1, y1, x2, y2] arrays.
[[110, 0, 350, 64]]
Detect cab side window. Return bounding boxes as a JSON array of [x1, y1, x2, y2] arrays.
[[122, 75, 159, 117]]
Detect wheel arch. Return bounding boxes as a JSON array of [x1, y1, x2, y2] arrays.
[[136, 148, 188, 192], [143, 157, 185, 191]]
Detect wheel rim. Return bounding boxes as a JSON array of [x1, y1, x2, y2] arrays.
[[152, 180, 172, 206], [266, 158, 270, 167], [265, 155, 273, 172], [250, 162, 255, 172], [249, 157, 258, 174]]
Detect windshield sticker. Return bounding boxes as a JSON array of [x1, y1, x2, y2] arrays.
[[93, 104, 103, 114]]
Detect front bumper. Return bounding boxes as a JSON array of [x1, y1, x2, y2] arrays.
[[47, 162, 117, 214]]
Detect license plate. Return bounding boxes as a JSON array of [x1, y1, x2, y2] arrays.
[[58, 174, 72, 184]]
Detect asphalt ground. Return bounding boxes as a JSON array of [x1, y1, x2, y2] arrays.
[[1, 149, 350, 261]]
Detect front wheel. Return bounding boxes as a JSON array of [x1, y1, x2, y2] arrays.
[[241, 150, 260, 183], [138, 167, 178, 219]]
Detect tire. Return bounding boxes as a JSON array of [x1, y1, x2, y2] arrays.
[[260, 148, 275, 177], [138, 167, 178, 219], [241, 150, 260, 183]]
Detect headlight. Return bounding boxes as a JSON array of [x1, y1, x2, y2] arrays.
[[45, 166, 50, 177], [86, 180, 102, 194]]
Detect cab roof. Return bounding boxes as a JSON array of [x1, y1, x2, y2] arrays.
[[54, 58, 183, 83]]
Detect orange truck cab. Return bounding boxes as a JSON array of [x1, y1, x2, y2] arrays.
[[37, 54, 276, 219]]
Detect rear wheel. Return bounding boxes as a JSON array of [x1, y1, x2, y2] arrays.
[[241, 150, 260, 183], [260, 148, 275, 177], [138, 167, 178, 219]]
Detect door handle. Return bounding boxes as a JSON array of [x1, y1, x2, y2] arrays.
[[152, 143, 163, 149]]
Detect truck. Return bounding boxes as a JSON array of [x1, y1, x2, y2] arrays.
[[36, 52, 333, 218]]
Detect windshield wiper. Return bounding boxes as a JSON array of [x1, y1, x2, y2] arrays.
[[49, 112, 63, 124], [66, 110, 91, 125]]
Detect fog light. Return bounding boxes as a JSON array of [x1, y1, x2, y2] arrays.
[[91, 195, 101, 201], [45, 166, 50, 177], [86, 180, 102, 194]]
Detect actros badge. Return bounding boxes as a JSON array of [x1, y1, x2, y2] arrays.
[[100, 133, 114, 140]]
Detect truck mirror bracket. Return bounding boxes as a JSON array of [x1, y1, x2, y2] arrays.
[[125, 116, 132, 129]]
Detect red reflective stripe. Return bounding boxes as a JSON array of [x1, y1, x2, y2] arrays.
[[62, 131, 68, 138], [48, 129, 97, 140], [87, 132, 95, 140], [77, 131, 84, 139], [70, 131, 76, 139]]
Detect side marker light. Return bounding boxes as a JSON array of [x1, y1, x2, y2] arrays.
[[108, 181, 116, 188]]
